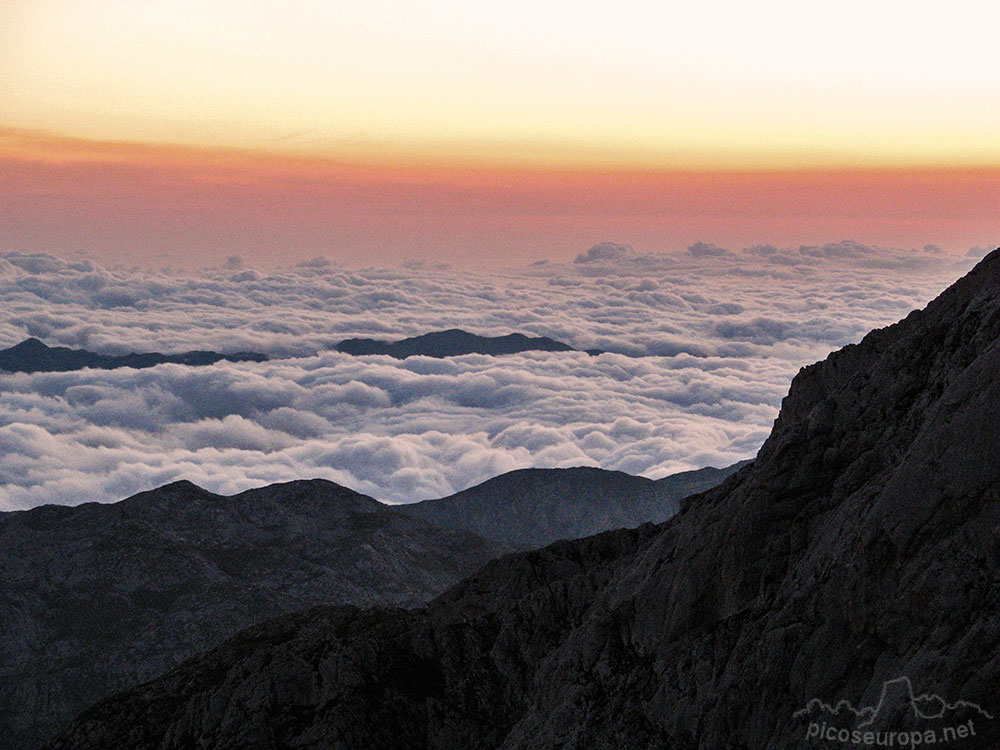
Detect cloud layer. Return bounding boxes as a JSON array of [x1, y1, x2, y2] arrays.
[[0, 243, 979, 510]]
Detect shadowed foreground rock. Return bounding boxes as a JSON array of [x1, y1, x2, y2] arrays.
[[0, 480, 509, 750], [49, 249, 1000, 749], [3, 463, 738, 750]]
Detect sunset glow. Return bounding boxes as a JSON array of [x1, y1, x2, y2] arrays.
[[2, 0, 999, 264], [5, 0, 1000, 169], [2, 127, 997, 266]]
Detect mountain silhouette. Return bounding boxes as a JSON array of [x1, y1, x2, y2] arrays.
[[335, 328, 596, 358], [0, 337, 266, 372], [46, 249, 1000, 749], [396, 463, 747, 548]]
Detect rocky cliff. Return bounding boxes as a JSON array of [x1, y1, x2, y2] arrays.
[[47, 249, 1000, 748]]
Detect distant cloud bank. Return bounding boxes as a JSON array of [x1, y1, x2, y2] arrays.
[[0, 243, 978, 510]]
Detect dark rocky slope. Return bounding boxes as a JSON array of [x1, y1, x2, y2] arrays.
[[49, 250, 1000, 749], [4, 463, 737, 750], [335, 329, 593, 358], [396, 464, 746, 549], [0, 337, 266, 372], [0, 480, 509, 750]]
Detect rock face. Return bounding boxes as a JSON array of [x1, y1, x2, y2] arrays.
[[0, 337, 267, 372], [396, 464, 746, 549], [335, 329, 585, 358], [0, 479, 509, 750], [47, 249, 1000, 749]]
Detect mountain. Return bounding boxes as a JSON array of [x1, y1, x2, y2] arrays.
[[396, 463, 747, 549], [0, 479, 509, 750], [1, 463, 738, 750], [654, 460, 751, 494], [50, 249, 1000, 748], [335, 328, 595, 358], [0, 337, 267, 373]]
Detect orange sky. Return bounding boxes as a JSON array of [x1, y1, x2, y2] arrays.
[[3, 1, 998, 265], [2, 128, 997, 267]]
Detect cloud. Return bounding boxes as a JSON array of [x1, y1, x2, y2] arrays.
[[574, 242, 633, 264], [687, 241, 734, 258], [0, 244, 979, 510]]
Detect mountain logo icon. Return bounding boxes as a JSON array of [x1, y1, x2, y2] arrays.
[[794, 677, 993, 727]]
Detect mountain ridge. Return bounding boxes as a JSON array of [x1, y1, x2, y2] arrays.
[[334, 328, 600, 358], [0, 337, 267, 373], [0, 478, 506, 750], [396, 463, 746, 548], [48, 248, 1000, 748]]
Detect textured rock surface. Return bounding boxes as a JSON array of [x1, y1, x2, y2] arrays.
[[396, 464, 745, 549], [335, 329, 583, 358], [48, 249, 1000, 748], [0, 337, 266, 372], [0, 479, 509, 750]]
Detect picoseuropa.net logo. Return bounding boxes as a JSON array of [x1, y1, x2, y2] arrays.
[[794, 677, 993, 747]]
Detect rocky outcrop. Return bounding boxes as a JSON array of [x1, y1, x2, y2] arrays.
[[0, 479, 508, 750], [396, 464, 746, 549], [0, 337, 266, 372], [47, 249, 1000, 748]]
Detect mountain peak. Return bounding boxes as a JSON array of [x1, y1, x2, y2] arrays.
[[155, 479, 212, 496], [7, 337, 49, 351], [232, 478, 378, 508], [118, 479, 217, 509]]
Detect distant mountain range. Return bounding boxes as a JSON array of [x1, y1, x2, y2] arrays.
[[0, 338, 267, 373], [398, 463, 746, 549], [0, 330, 603, 372], [1, 462, 738, 750], [335, 328, 602, 358], [48, 251, 1000, 749]]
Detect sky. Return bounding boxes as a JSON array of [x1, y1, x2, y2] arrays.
[[2, 0, 999, 266]]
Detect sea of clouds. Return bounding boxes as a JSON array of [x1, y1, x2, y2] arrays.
[[0, 241, 987, 511]]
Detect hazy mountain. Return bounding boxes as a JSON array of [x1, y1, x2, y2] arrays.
[[653, 460, 751, 494], [0, 337, 267, 373], [0, 479, 509, 750], [335, 328, 596, 358], [52, 250, 1000, 748], [396, 463, 747, 549]]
